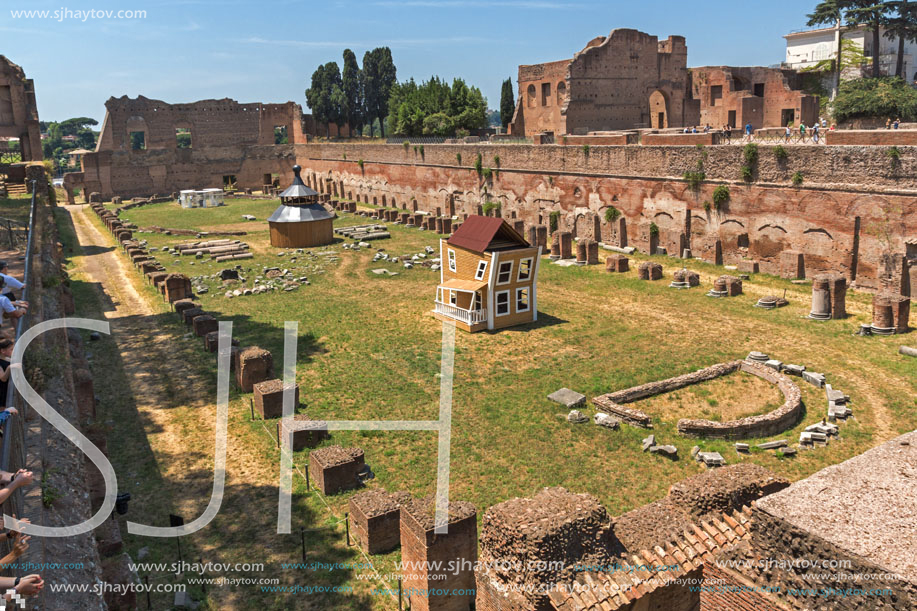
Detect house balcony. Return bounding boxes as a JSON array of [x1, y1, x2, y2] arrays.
[[434, 301, 487, 326]]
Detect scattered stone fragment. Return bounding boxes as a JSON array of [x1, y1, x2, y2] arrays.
[[735, 443, 750, 453], [764, 359, 783, 371], [593, 413, 620, 429], [641, 434, 656, 452], [799, 431, 827, 445], [779, 447, 797, 457], [548, 388, 586, 408], [806, 422, 838, 436], [566, 410, 588, 424], [802, 371, 826, 388], [690, 445, 700, 458], [649, 444, 677, 457], [783, 364, 805, 376], [697, 451, 725, 467], [757, 440, 788, 450]]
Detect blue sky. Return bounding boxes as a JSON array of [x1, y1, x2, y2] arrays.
[[2, 0, 814, 123]]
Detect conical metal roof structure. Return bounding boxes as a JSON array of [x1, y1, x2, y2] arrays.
[[269, 165, 333, 223]]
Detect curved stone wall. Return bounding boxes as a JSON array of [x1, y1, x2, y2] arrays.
[[593, 360, 803, 440], [676, 361, 803, 440]]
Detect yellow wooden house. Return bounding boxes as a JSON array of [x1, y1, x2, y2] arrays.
[[433, 215, 542, 333]]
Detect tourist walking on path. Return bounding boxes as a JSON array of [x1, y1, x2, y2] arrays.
[[744, 122, 753, 141], [785, 125, 791, 143], [799, 122, 806, 139]]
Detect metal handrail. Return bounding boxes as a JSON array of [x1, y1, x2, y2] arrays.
[[1, 179, 38, 475]]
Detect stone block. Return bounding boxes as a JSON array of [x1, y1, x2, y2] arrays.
[[593, 413, 620, 429], [181, 307, 205, 325], [401, 497, 477, 611], [253, 379, 300, 419], [192, 314, 218, 337], [757, 440, 788, 450], [638, 261, 663, 280], [547, 388, 585, 408], [605, 255, 629, 272], [802, 371, 826, 388], [174, 299, 200, 315], [234, 346, 274, 392], [349, 489, 409, 555], [203, 331, 239, 353], [764, 359, 783, 371], [779, 250, 805, 279], [308, 445, 365, 495], [282, 414, 329, 451], [163, 273, 193, 303], [737, 260, 759, 274]]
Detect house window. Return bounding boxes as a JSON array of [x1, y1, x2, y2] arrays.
[[516, 288, 530, 313], [448, 249, 457, 272], [495, 291, 510, 316], [517, 258, 532, 281], [475, 260, 487, 280], [497, 261, 513, 284], [473, 292, 482, 310], [449, 290, 457, 305]]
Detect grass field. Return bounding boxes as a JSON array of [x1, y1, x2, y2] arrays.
[[61, 195, 917, 609]]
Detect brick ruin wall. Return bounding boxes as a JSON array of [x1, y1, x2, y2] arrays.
[[292, 142, 917, 293], [692, 66, 819, 130], [0, 55, 42, 162], [75, 139, 917, 293]]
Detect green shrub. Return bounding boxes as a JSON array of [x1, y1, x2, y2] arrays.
[[792, 171, 804, 186], [773, 145, 788, 160], [419, 144, 424, 156], [604, 206, 620, 223], [703, 200, 711, 212], [683, 170, 706, 191], [357, 159, 364, 171], [342, 152, 347, 160], [649, 222, 659, 236], [712, 185, 730, 209], [549, 210, 560, 233], [482, 201, 501, 215], [887, 146, 901, 160], [743, 143, 759, 166], [833, 76, 917, 123], [741, 165, 754, 182], [474, 153, 483, 176], [493, 154, 501, 167], [456, 153, 462, 165], [582, 144, 590, 156], [402, 141, 410, 150], [482, 167, 493, 181]]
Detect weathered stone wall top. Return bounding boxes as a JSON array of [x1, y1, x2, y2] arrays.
[[293, 141, 917, 192], [755, 430, 917, 585], [667, 463, 790, 519]]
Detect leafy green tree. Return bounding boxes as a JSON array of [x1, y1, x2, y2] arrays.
[[42, 122, 62, 158], [342, 49, 363, 137], [832, 75, 917, 121], [306, 62, 343, 137], [884, 0, 917, 77], [386, 76, 488, 137], [59, 117, 98, 137], [422, 112, 455, 137], [500, 78, 515, 128], [844, 1, 891, 77], [363, 47, 397, 137]]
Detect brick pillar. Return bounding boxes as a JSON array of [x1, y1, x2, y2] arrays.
[[441, 218, 452, 234], [435, 217, 444, 234], [401, 498, 477, 611], [575, 240, 587, 265], [586, 239, 599, 264], [558, 231, 572, 259]]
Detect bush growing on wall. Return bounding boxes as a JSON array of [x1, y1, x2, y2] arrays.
[[712, 185, 730, 209]]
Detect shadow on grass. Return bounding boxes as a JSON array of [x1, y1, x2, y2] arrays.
[[490, 311, 568, 334]]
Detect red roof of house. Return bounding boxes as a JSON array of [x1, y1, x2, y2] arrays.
[[447, 215, 529, 253]]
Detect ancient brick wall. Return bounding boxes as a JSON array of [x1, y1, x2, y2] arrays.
[[692, 67, 818, 130], [826, 129, 917, 145], [699, 561, 788, 611], [0, 55, 42, 161], [512, 59, 571, 137], [564, 30, 694, 133], [294, 142, 917, 292]]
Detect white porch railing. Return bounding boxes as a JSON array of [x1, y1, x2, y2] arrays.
[[434, 301, 487, 325]]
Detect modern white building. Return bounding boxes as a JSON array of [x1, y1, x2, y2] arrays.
[[784, 24, 917, 83]]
